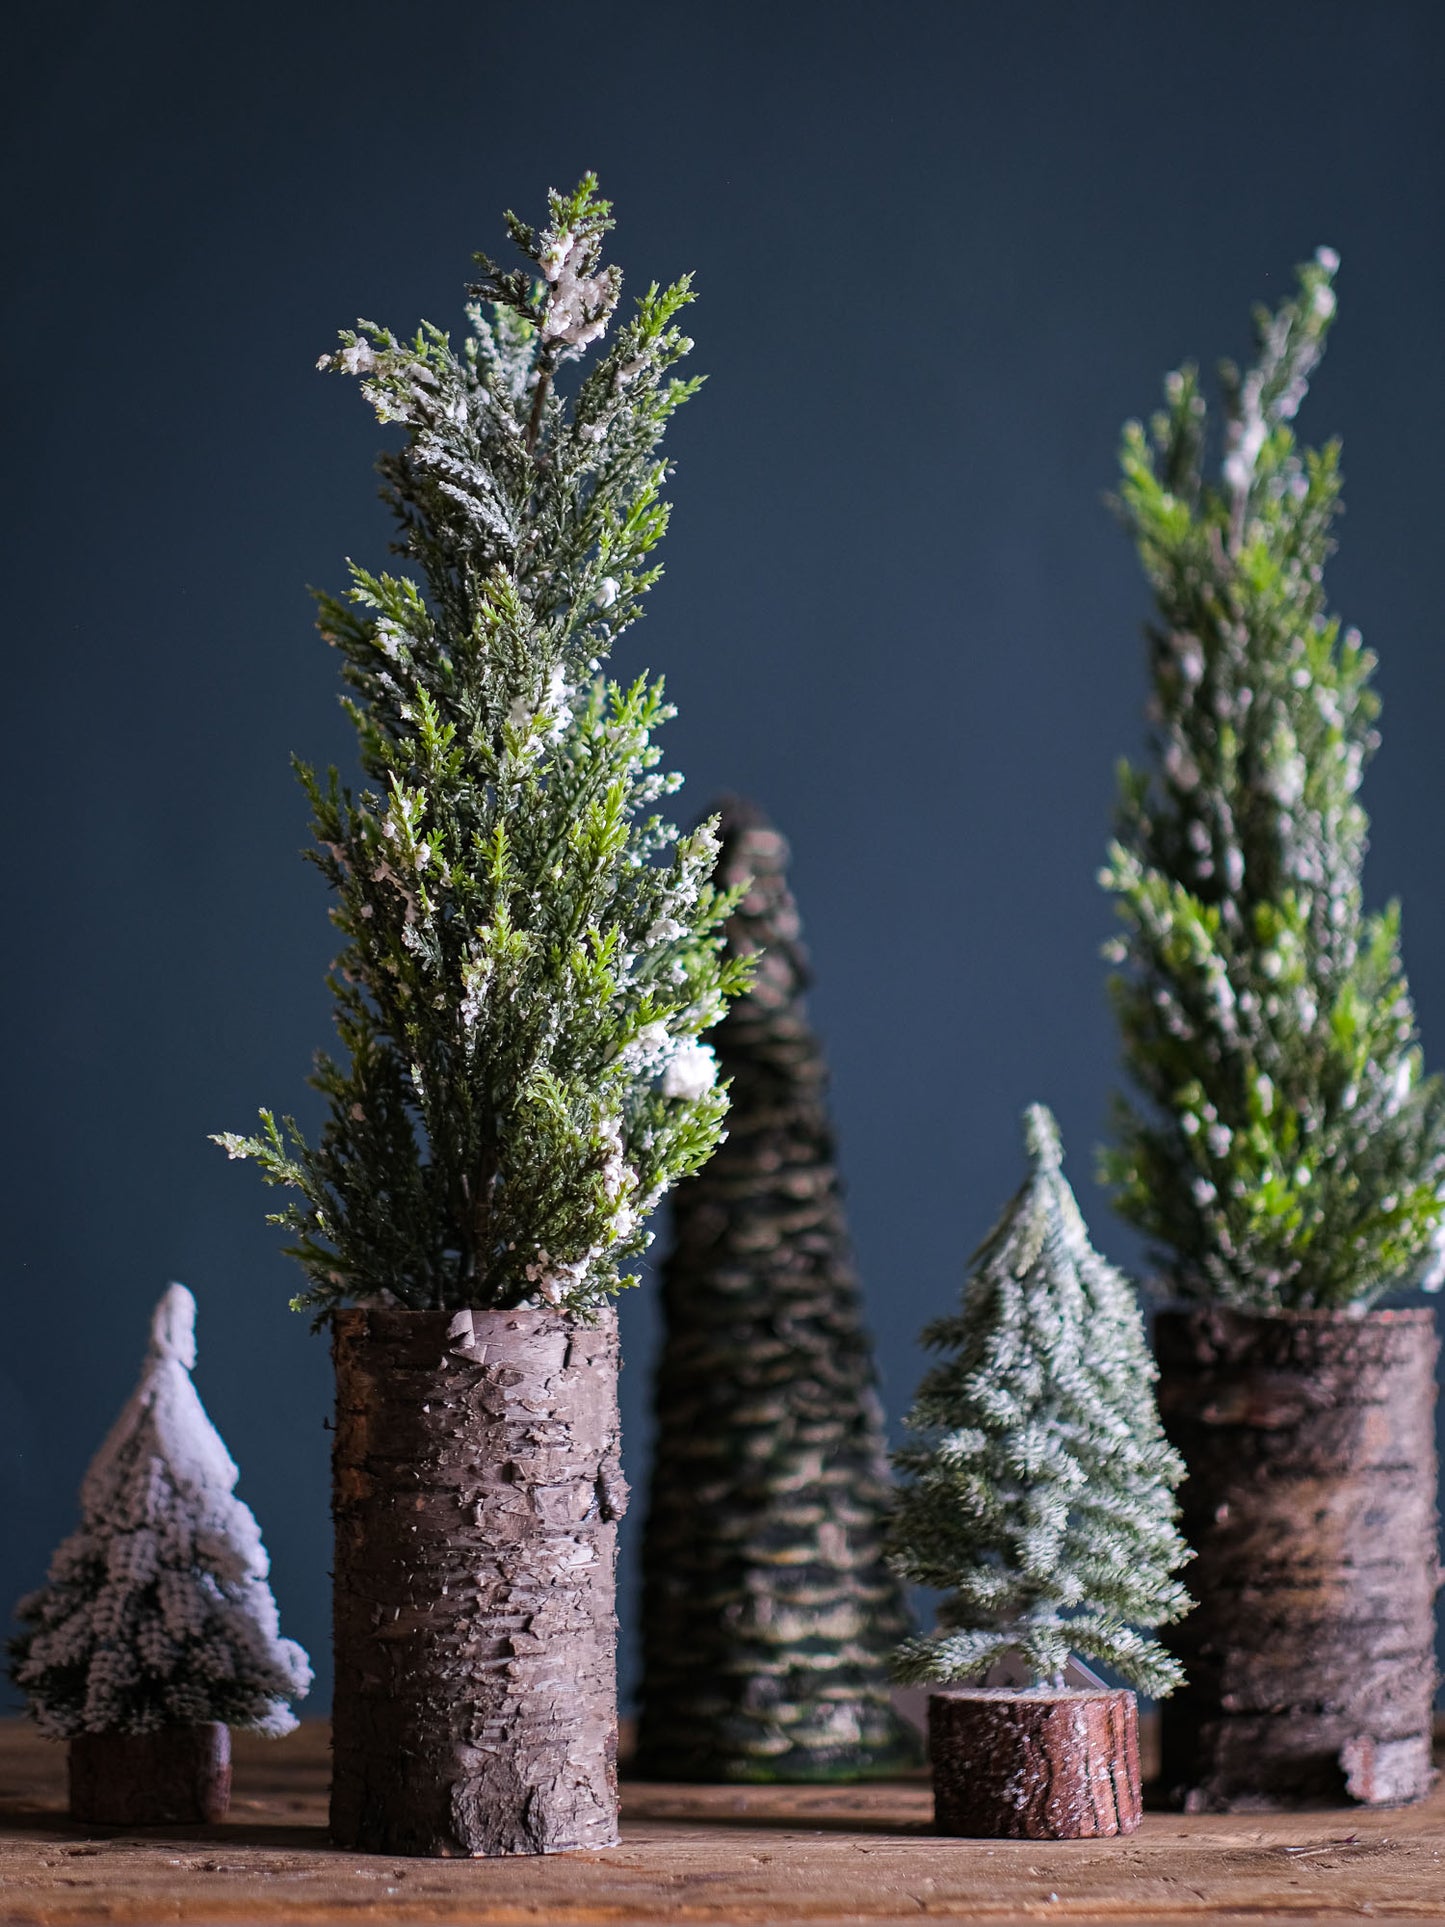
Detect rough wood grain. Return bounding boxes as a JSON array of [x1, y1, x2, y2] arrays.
[[330, 1305, 626, 1857], [67, 1723, 230, 1826], [3, 1719, 1445, 1923], [1155, 1306, 1440, 1813], [929, 1688, 1141, 1838]]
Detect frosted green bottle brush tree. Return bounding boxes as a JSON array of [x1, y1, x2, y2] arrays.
[[888, 1105, 1191, 1700]]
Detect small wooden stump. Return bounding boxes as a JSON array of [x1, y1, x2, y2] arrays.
[[68, 1723, 231, 1826], [929, 1688, 1141, 1838]]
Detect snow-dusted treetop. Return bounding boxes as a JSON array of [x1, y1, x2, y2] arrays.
[[9, 1284, 311, 1738]]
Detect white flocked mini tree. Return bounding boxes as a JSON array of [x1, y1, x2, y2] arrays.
[[9, 1284, 311, 1737], [888, 1106, 1192, 1698]]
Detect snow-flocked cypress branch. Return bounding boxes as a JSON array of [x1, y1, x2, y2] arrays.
[[888, 1106, 1191, 1699], [216, 176, 749, 1315], [9, 1285, 311, 1737], [1102, 250, 1445, 1310]]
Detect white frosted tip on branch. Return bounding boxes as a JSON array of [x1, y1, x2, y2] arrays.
[[1023, 1103, 1064, 1170], [150, 1281, 198, 1370]]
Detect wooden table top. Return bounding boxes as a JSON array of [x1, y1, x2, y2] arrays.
[[1, 1718, 1442, 1923]]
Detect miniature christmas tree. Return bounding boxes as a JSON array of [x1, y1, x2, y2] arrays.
[[888, 1106, 1190, 1838], [1102, 248, 1445, 1309], [216, 174, 748, 1319], [1102, 253, 1444, 1811], [9, 1285, 310, 1775], [636, 799, 916, 1781], [889, 1105, 1190, 1697]]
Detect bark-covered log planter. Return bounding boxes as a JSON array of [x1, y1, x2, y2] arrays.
[[928, 1689, 1142, 1838], [68, 1723, 231, 1826], [330, 1305, 627, 1857], [1156, 1306, 1439, 1811]]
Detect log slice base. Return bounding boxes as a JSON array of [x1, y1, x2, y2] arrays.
[[68, 1722, 231, 1825], [928, 1688, 1141, 1838]]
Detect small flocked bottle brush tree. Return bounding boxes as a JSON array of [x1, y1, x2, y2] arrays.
[[636, 798, 917, 1782], [8, 1284, 311, 1826], [888, 1106, 1191, 1840], [217, 178, 748, 1857], [1103, 251, 1444, 1810]]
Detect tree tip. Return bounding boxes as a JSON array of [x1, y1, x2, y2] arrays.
[[150, 1282, 197, 1371], [1023, 1103, 1064, 1171]]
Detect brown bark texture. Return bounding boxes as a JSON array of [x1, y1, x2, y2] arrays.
[[67, 1722, 231, 1825], [636, 800, 916, 1783], [928, 1688, 1142, 1838], [330, 1305, 627, 1857], [1155, 1306, 1439, 1811]]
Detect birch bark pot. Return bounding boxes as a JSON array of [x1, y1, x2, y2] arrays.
[[68, 1723, 231, 1825], [928, 1688, 1142, 1838], [1155, 1306, 1439, 1811], [330, 1305, 627, 1857]]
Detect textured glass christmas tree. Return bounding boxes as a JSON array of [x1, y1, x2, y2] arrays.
[[10, 1285, 311, 1737], [1101, 249, 1445, 1308], [888, 1106, 1191, 1697], [636, 799, 916, 1780]]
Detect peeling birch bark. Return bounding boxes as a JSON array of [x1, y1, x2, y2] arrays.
[[1156, 1306, 1439, 1811], [330, 1305, 626, 1856]]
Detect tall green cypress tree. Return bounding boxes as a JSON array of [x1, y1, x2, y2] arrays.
[[215, 178, 749, 1315], [636, 799, 917, 1781], [888, 1106, 1191, 1697], [1102, 252, 1445, 1308]]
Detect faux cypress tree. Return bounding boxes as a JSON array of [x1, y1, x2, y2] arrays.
[[1102, 253, 1443, 1809], [216, 178, 752, 1856], [888, 1104, 1190, 1700], [1102, 248, 1445, 1308], [636, 798, 916, 1782]]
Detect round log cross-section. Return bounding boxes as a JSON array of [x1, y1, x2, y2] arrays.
[[330, 1305, 627, 1857], [68, 1723, 231, 1825], [1155, 1306, 1439, 1811], [928, 1688, 1142, 1838]]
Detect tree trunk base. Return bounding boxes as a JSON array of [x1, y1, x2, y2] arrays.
[[330, 1306, 625, 1858], [1156, 1308, 1439, 1812], [928, 1689, 1141, 1838], [68, 1724, 231, 1826]]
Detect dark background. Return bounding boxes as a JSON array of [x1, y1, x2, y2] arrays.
[[6, 0, 1445, 1716]]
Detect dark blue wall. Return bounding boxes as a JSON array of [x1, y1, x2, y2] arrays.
[[5, 0, 1444, 1712]]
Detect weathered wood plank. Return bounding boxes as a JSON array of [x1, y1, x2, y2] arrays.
[[1, 1719, 1442, 1922]]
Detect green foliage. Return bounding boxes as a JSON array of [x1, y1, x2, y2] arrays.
[[888, 1107, 1191, 1699], [216, 177, 751, 1315], [1102, 252, 1445, 1310]]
